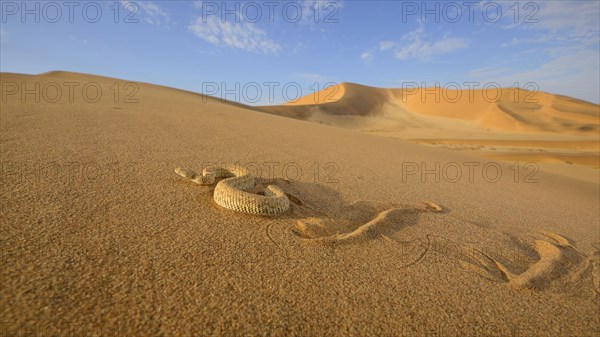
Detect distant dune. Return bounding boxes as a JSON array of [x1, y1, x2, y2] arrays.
[[259, 82, 600, 182], [259, 82, 599, 134]]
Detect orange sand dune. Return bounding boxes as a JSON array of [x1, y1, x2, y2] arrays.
[[260, 82, 600, 134], [259, 82, 599, 183]]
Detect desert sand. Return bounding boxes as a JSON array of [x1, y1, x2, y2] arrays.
[[260, 82, 600, 184], [1, 71, 599, 336]]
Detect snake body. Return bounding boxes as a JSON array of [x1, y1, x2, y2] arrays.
[[175, 165, 290, 215]]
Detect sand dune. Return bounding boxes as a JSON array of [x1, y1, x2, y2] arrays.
[[259, 82, 599, 183], [261, 82, 600, 134], [1, 72, 599, 336]]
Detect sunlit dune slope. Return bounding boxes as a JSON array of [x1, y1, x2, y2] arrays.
[[259, 82, 600, 134]]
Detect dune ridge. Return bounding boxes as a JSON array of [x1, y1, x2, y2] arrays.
[[261, 82, 600, 134]]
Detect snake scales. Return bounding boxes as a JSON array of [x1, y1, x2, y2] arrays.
[[174, 165, 290, 215]]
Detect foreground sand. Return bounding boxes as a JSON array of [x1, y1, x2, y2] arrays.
[[1, 72, 599, 336]]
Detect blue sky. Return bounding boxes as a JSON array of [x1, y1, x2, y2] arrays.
[[1, 0, 599, 104]]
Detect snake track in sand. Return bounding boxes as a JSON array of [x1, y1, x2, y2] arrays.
[[175, 164, 290, 216]]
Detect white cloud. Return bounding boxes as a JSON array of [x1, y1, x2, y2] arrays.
[[361, 50, 374, 61], [502, 1, 599, 48], [493, 1, 599, 102], [500, 34, 554, 48], [529, 1, 599, 36], [187, 1, 343, 53], [69, 35, 88, 44], [188, 16, 281, 54], [121, 1, 171, 27], [379, 41, 397, 51], [471, 50, 600, 103], [388, 25, 469, 61]]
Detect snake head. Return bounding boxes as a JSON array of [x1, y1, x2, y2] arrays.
[[200, 167, 217, 185]]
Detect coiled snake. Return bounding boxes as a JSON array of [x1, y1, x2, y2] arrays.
[[174, 165, 290, 215]]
